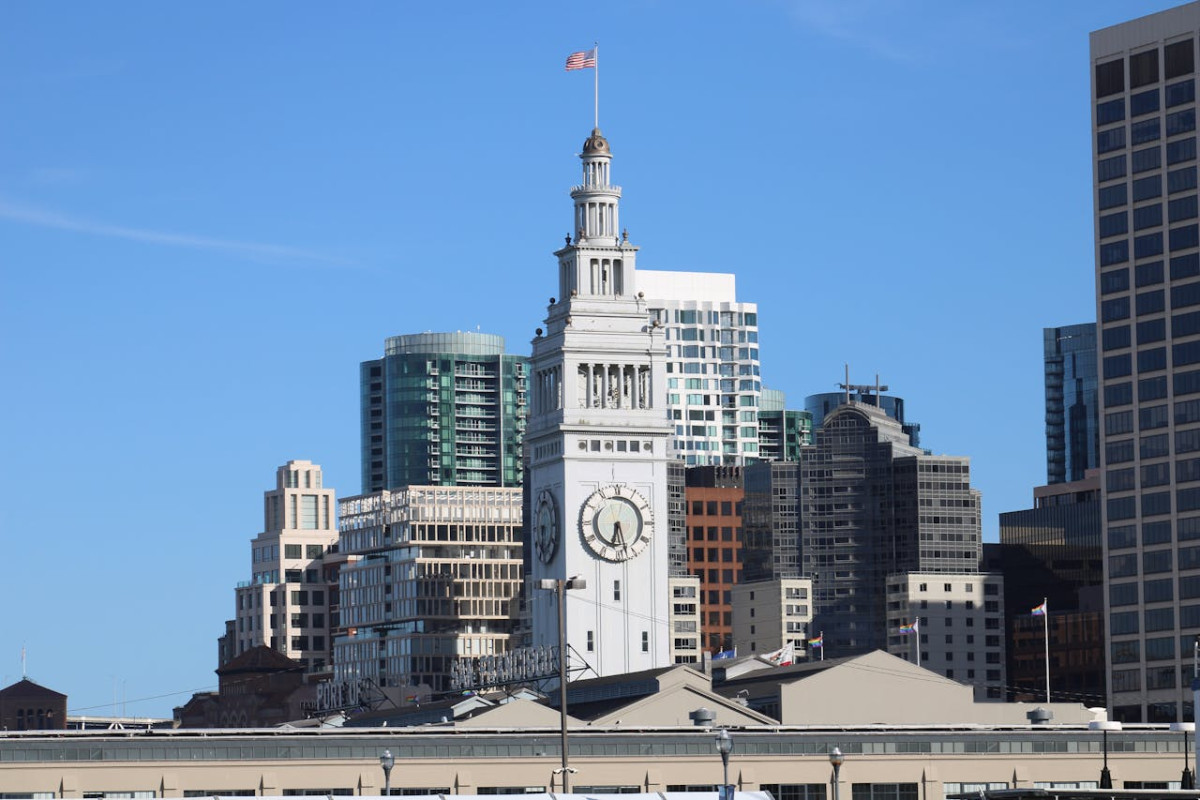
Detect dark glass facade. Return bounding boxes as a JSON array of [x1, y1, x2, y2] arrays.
[[742, 461, 799, 583], [800, 404, 980, 657], [805, 392, 921, 449], [360, 332, 527, 493], [995, 474, 1104, 705], [1044, 323, 1100, 484]]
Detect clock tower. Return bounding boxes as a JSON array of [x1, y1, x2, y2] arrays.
[[527, 128, 673, 676]]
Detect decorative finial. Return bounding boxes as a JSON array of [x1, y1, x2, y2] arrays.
[[565, 233, 571, 246], [622, 228, 629, 242], [550, 297, 556, 305], [536, 328, 543, 337]]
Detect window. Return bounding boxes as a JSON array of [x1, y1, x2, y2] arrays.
[[613, 580, 621, 601], [1169, 137, 1198, 165], [1136, 231, 1164, 259], [1100, 154, 1127, 182], [1132, 88, 1161, 117], [1172, 167, 1199, 195], [1138, 261, 1165, 286], [1138, 346, 1167, 371], [1100, 211, 1129, 238], [1169, 108, 1197, 137], [1106, 382, 1133, 407], [1098, 127, 1127, 154], [1173, 224, 1200, 250], [284, 544, 302, 559], [641, 631, 649, 652], [586, 631, 594, 652], [1096, 58, 1125, 98], [1167, 40, 1195, 79], [1104, 353, 1132, 378], [1134, 204, 1163, 231], [1133, 118, 1161, 145], [1167, 79, 1197, 108], [1100, 183, 1128, 210], [1131, 49, 1160, 88], [1140, 318, 1167, 343]]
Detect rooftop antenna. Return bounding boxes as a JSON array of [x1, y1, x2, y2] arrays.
[[838, 367, 889, 406], [20, 645, 26, 679]]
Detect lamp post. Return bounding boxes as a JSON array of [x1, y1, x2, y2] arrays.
[[538, 576, 587, 793], [715, 728, 733, 800], [1172, 722, 1196, 789], [1089, 720, 1122, 789], [379, 749, 394, 796], [829, 747, 844, 800]]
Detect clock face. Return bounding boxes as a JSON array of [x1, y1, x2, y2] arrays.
[[534, 489, 560, 564], [580, 485, 653, 562]]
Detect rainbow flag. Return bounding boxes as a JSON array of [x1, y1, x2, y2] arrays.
[[899, 620, 918, 634], [1031, 600, 1047, 617], [808, 634, 823, 648]]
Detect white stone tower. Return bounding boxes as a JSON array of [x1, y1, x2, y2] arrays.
[[527, 128, 673, 676]]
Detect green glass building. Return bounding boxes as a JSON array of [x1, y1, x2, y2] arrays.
[[360, 332, 527, 492]]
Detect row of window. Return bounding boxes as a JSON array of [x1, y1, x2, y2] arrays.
[[1103, 338, 1200, 377], [1100, 105, 1197, 155], [1099, 196, 1199, 239], [1100, 223, 1200, 267], [1101, 165, 1198, 210], [1097, 41, 1196, 99], [1107, 485, 1200, 519], [1107, 517, 1200, 549]]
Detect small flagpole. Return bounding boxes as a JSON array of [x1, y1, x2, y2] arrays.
[[593, 43, 599, 129], [915, 625, 921, 669], [820, 631, 824, 662], [1043, 597, 1050, 703]]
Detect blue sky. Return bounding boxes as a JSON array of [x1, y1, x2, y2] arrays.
[[0, 1, 1181, 718]]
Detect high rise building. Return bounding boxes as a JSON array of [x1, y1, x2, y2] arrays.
[[1044, 323, 1100, 484], [757, 388, 812, 462], [806, 390, 921, 449], [801, 402, 982, 657], [332, 485, 524, 693], [227, 460, 339, 673], [638, 271, 762, 466], [526, 127, 674, 676], [1092, 2, 1200, 723], [359, 332, 527, 494]]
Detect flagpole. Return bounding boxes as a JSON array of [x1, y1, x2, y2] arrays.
[[915, 624, 921, 669], [593, 43, 599, 129], [1043, 597, 1050, 703], [820, 631, 824, 662]]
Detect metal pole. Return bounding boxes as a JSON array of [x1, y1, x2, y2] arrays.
[[1043, 598, 1050, 703], [1100, 728, 1113, 789], [557, 579, 571, 793], [1185, 728, 1195, 790]]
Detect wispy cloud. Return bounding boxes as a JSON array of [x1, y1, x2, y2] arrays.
[[0, 195, 353, 268], [785, 1, 920, 63]]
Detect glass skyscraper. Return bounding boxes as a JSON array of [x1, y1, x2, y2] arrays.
[[1044, 323, 1099, 484], [359, 332, 527, 493], [1093, 3, 1200, 723]]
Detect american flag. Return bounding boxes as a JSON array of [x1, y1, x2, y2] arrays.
[[565, 48, 597, 71]]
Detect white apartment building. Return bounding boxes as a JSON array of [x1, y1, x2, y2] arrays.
[[885, 572, 1007, 700], [638, 271, 762, 466], [230, 460, 339, 672], [668, 574, 702, 663], [730, 577, 814, 659]]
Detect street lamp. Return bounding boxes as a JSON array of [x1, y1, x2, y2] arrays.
[[552, 766, 578, 792], [715, 728, 733, 800], [538, 576, 587, 793], [1172, 722, 1196, 789], [1089, 720, 1122, 789], [829, 747, 845, 800], [379, 749, 394, 796]]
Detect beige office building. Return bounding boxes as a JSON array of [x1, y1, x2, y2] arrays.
[[229, 460, 340, 672], [731, 577, 814, 659]]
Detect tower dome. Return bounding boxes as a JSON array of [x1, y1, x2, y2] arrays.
[[582, 128, 611, 156]]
